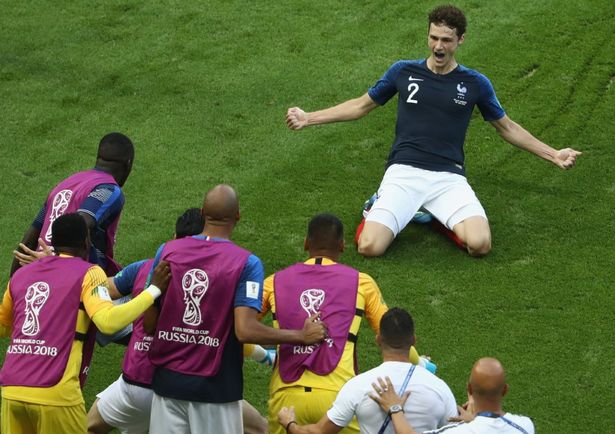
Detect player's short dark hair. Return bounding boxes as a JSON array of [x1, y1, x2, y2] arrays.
[[380, 308, 415, 350], [176, 207, 205, 239], [428, 4, 467, 37], [51, 213, 88, 249], [97, 132, 134, 162], [307, 213, 344, 249]]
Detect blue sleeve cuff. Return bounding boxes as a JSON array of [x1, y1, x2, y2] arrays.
[[234, 254, 264, 311]]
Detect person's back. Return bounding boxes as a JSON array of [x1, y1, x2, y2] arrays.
[[334, 362, 456, 434], [0, 213, 169, 434], [264, 214, 389, 433], [149, 235, 252, 385], [11, 132, 134, 276], [428, 412, 533, 434]]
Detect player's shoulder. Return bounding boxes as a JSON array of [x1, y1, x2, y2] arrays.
[[424, 421, 468, 433], [503, 413, 535, 432], [83, 264, 109, 291], [456, 64, 493, 85], [385, 59, 424, 74]]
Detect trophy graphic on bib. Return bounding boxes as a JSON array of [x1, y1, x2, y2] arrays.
[[22, 281, 50, 336], [181, 268, 209, 326], [44, 189, 73, 242]]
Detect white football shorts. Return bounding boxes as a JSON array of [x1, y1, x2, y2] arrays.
[[96, 376, 153, 434], [149, 394, 242, 434], [366, 164, 487, 236]]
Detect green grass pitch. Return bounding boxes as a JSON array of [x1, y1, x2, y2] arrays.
[[1, 1, 614, 432]]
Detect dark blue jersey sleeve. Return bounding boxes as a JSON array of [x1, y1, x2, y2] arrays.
[[113, 259, 148, 296], [146, 243, 166, 287], [78, 184, 125, 228], [234, 254, 264, 311], [32, 203, 46, 230], [368, 60, 420, 106], [474, 72, 506, 121]]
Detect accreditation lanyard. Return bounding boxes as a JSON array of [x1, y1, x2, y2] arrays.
[[377, 364, 416, 434], [477, 412, 529, 434]]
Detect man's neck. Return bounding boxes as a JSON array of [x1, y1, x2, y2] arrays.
[[202, 229, 231, 240], [426, 56, 458, 75], [381, 350, 410, 363], [308, 251, 340, 262], [474, 401, 505, 416]]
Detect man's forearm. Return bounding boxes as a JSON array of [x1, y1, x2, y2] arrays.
[[10, 226, 40, 277], [92, 286, 159, 334], [306, 95, 376, 126], [390, 412, 419, 434], [498, 119, 556, 163], [235, 318, 305, 345]]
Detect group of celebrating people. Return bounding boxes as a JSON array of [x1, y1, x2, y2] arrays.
[[1, 3, 580, 433]]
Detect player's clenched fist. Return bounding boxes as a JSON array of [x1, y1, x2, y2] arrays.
[[554, 147, 582, 170], [301, 313, 327, 344], [286, 107, 308, 130], [151, 260, 172, 293]]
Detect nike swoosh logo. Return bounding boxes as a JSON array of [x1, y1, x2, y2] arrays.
[[408, 76, 424, 82]]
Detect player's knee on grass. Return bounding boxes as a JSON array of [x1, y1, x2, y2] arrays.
[[357, 222, 394, 257], [465, 232, 491, 257], [86, 399, 114, 434], [357, 238, 387, 257]]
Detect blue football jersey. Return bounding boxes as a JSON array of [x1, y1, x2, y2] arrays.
[[368, 59, 505, 175]]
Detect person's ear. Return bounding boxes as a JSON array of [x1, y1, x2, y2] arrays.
[[304, 237, 309, 252], [502, 383, 509, 397]]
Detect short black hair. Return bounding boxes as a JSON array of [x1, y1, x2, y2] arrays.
[[380, 308, 415, 350], [51, 213, 88, 249], [176, 208, 205, 239], [307, 213, 344, 249], [97, 132, 134, 162], [428, 4, 467, 37]]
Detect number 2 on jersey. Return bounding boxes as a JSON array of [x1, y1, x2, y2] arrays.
[[407, 83, 419, 104]]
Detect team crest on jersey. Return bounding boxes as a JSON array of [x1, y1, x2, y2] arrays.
[[182, 268, 209, 326], [44, 189, 73, 242], [454, 82, 468, 106], [22, 281, 50, 336]]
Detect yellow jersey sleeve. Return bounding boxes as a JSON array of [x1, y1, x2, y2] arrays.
[[81, 265, 114, 318], [360, 272, 388, 333], [259, 274, 275, 320], [82, 265, 154, 335], [0, 283, 13, 336]]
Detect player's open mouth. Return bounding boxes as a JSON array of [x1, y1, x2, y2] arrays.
[[434, 52, 445, 60]]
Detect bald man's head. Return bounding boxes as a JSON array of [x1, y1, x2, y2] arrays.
[[468, 357, 508, 401], [202, 184, 240, 227]]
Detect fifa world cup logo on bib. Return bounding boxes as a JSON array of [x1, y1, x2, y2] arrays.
[[44, 189, 73, 242], [181, 269, 209, 326], [300, 289, 325, 317], [22, 281, 50, 336]]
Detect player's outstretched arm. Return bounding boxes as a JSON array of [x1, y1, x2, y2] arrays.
[[286, 93, 379, 130], [90, 261, 171, 334], [490, 115, 582, 169], [278, 406, 342, 434], [235, 307, 327, 345], [10, 225, 41, 277]]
